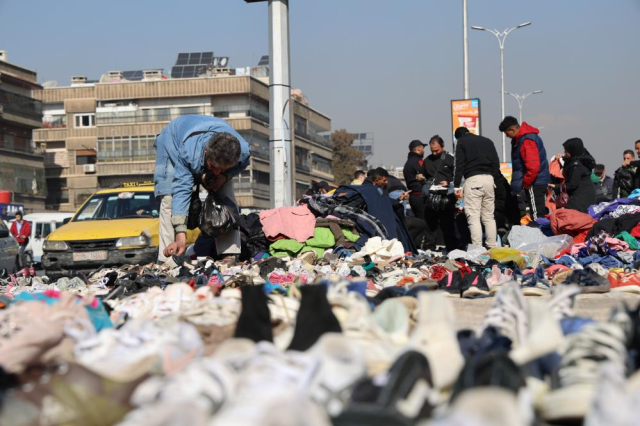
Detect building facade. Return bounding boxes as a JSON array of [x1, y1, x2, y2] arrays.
[[33, 70, 333, 212], [0, 53, 46, 212]]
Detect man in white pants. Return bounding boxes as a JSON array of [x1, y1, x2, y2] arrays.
[[154, 115, 250, 262], [453, 127, 500, 248]]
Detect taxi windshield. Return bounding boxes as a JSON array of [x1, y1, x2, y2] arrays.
[[74, 192, 160, 221]]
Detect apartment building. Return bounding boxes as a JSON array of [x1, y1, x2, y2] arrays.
[[0, 51, 46, 212], [33, 57, 333, 212]]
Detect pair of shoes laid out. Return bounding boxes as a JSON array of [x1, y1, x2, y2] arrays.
[[436, 271, 491, 298]]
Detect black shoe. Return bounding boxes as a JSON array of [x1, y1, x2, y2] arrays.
[[287, 285, 341, 352], [437, 270, 464, 297], [461, 272, 491, 298], [333, 351, 435, 426], [234, 284, 273, 343]]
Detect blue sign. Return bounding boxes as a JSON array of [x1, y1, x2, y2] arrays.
[[0, 203, 25, 220], [471, 99, 479, 108]]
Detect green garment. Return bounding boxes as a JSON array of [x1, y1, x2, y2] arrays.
[[616, 231, 640, 250], [269, 239, 304, 256], [300, 246, 325, 258], [271, 251, 296, 258], [305, 228, 336, 248], [342, 228, 360, 243]]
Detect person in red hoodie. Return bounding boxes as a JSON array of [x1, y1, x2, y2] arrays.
[[10, 211, 31, 268], [499, 116, 551, 220]]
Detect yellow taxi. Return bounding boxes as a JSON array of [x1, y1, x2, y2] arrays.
[[42, 182, 199, 276]]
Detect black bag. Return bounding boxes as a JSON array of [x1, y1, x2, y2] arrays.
[[199, 192, 240, 238], [422, 156, 451, 211], [187, 175, 202, 231]]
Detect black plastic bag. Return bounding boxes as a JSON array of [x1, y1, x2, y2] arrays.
[[199, 192, 240, 238]]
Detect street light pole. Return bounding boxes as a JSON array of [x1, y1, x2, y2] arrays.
[[246, 0, 293, 208], [472, 22, 531, 162], [503, 90, 543, 123], [462, 0, 469, 99]]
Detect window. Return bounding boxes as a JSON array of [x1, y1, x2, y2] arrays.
[[97, 135, 156, 160], [74, 192, 160, 221], [74, 113, 95, 128], [294, 115, 308, 136], [36, 223, 52, 239], [76, 155, 97, 165]]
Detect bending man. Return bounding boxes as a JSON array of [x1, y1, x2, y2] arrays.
[[154, 115, 250, 262]]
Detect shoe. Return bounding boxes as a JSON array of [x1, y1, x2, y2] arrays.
[[584, 363, 640, 426], [461, 272, 490, 298], [519, 268, 552, 297], [436, 271, 463, 298], [547, 284, 582, 321], [609, 270, 640, 294], [404, 292, 464, 390], [566, 268, 610, 293], [541, 322, 628, 422], [333, 351, 436, 426]]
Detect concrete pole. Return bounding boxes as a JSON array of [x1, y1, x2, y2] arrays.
[[268, 0, 293, 208], [500, 43, 506, 162], [463, 0, 469, 99]]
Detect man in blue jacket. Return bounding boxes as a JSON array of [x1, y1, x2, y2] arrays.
[[154, 115, 251, 262]]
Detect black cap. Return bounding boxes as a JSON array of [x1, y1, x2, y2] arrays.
[[318, 181, 330, 189], [409, 140, 426, 150]]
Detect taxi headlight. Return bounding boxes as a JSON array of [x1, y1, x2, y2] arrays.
[[116, 234, 151, 248], [43, 240, 69, 251]]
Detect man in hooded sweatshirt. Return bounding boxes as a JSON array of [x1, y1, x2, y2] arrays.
[[499, 116, 551, 220], [553, 138, 596, 213]]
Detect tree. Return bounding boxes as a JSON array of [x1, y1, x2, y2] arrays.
[[331, 129, 365, 185]]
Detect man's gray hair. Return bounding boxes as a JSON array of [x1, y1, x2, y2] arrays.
[[206, 132, 241, 167]]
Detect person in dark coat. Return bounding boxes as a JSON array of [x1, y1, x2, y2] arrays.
[[553, 138, 596, 213], [403, 140, 428, 221], [422, 135, 458, 252]]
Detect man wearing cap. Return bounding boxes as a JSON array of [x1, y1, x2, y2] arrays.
[[403, 140, 428, 220]]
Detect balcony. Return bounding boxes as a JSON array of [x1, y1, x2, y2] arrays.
[[95, 104, 269, 125], [0, 89, 42, 120], [235, 182, 270, 198]]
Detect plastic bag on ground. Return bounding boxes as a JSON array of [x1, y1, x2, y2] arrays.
[[508, 225, 547, 250], [519, 235, 574, 259]]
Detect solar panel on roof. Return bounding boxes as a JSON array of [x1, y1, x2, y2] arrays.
[[258, 55, 269, 66], [182, 65, 196, 78], [176, 54, 189, 65], [171, 66, 182, 78]]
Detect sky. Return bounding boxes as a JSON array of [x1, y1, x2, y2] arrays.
[[1, 0, 639, 172]]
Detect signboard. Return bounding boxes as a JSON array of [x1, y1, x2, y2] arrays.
[[0, 203, 24, 220], [500, 162, 513, 183], [451, 99, 481, 140]]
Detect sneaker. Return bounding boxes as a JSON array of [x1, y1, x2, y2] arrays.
[[584, 363, 640, 426], [566, 269, 610, 293], [404, 292, 464, 390], [608, 271, 640, 294], [547, 284, 582, 321], [541, 322, 628, 422], [461, 272, 491, 298], [519, 270, 552, 297], [437, 271, 463, 298]]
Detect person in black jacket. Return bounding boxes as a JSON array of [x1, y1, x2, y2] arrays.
[[422, 135, 458, 251], [614, 150, 636, 199], [453, 127, 499, 248], [403, 140, 427, 220], [622, 140, 640, 192], [552, 138, 596, 213]]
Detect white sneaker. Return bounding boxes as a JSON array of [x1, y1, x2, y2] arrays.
[[584, 363, 640, 426], [404, 292, 464, 390], [541, 322, 628, 422], [548, 284, 582, 320]]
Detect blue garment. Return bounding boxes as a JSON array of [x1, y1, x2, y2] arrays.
[[578, 254, 623, 269], [556, 254, 579, 267], [510, 132, 550, 194], [153, 115, 251, 216]]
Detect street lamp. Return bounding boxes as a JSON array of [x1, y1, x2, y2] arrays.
[[472, 22, 531, 162], [503, 90, 543, 123]]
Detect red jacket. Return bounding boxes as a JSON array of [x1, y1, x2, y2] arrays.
[[513, 122, 542, 189], [10, 220, 31, 244]]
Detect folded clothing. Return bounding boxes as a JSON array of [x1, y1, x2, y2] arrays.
[[260, 205, 316, 243]]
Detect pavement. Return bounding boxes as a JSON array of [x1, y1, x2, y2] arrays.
[[452, 292, 640, 330]]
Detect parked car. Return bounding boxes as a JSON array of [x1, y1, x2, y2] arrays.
[[42, 183, 199, 277], [0, 219, 20, 275], [9, 213, 74, 267]]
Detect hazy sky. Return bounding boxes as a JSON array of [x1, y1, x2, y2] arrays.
[[2, 0, 639, 172]]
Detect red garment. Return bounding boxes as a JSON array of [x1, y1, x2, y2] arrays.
[[631, 223, 640, 238], [515, 123, 542, 189], [550, 209, 596, 237], [10, 220, 31, 244], [259, 205, 316, 243]]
